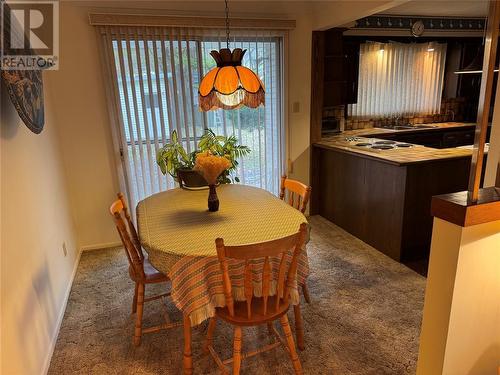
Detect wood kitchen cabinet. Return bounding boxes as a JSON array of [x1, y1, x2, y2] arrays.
[[310, 29, 360, 143], [311, 145, 486, 262], [441, 129, 475, 147], [322, 29, 359, 107]]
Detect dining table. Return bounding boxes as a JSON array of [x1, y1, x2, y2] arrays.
[[136, 184, 309, 374]]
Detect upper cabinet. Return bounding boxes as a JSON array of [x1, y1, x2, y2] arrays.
[[317, 29, 360, 107], [310, 28, 360, 142]]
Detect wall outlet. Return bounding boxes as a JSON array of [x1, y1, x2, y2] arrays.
[[62, 242, 67, 257]]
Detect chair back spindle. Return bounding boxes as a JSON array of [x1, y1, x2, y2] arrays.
[[216, 238, 235, 316], [244, 261, 253, 318], [215, 223, 308, 320], [280, 175, 311, 214]]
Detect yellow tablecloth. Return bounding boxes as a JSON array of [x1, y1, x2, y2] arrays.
[[137, 184, 309, 325]]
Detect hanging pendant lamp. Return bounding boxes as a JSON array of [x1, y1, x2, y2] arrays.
[[198, 0, 265, 111]]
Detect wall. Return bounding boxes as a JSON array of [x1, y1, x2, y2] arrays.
[[417, 218, 500, 374], [485, 58, 500, 186], [1, 79, 79, 374], [47, 0, 398, 249]]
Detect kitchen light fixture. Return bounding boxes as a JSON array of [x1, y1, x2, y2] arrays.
[[198, 0, 265, 111]]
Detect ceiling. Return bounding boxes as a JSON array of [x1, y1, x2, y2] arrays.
[[380, 1, 489, 18]]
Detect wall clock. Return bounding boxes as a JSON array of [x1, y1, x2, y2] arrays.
[[411, 20, 425, 37]]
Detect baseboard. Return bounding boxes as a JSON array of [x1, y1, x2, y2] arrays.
[[41, 247, 83, 375], [81, 241, 122, 252]]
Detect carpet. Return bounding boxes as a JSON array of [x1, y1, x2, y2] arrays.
[[48, 215, 425, 375]]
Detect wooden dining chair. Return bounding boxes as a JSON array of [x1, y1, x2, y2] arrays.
[[204, 223, 308, 375], [109, 193, 181, 346], [279, 175, 312, 215], [280, 175, 312, 350]]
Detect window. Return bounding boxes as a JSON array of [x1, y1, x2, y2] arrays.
[[348, 41, 447, 118], [99, 26, 284, 208]]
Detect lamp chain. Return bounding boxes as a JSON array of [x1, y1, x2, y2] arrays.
[[225, 0, 230, 49]]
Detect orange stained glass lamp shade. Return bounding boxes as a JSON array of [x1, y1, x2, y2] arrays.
[[199, 48, 265, 111]]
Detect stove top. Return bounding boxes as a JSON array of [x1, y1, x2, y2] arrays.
[[348, 137, 414, 151]]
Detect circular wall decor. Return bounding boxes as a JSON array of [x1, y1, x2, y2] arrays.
[[1, 69, 45, 134]]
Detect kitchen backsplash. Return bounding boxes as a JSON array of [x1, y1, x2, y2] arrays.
[[326, 97, 467, 130]]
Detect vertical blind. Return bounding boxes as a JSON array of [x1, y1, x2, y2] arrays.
[[98, 26, 284, 209], [348, 41, 447, 118]]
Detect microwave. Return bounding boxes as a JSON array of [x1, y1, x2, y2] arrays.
[[321, 107, 345, 135]]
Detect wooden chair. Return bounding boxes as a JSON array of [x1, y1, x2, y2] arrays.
[[280, 175, 312, 350], [109, 193, 181, 346], [204, 223, 308, 375], [279, 175, 312, 215]]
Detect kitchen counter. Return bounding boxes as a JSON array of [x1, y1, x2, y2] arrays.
[[310, 122, 489, 263], [340, 121, 476, 136], [315, 122, 485, 166]]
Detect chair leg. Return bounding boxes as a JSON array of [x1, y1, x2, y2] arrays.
[[280, 314, 303, 375], [183, 314, 193, 375], [302, 282, 311, 304], [204, 317, 217, 353], [134, 283, 145, 346], [232, 326, 242, 375], [132, 282, 138, 314], [293, 304, 305, 351]]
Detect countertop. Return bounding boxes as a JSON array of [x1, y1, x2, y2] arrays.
[[314, 122, 488, 166]]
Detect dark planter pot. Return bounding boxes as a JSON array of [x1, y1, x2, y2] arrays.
[[177, 169, 208, 189]]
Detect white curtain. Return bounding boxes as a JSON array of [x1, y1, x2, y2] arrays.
[[348, 41, 447, 119], [97, 26, 284, 209]]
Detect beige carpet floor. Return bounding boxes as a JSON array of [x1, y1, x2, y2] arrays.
[[48, 215, 425, 375]]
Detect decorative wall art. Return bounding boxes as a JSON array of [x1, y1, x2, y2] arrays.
[[1, 2, 45, 134], [1, 70, 45, 134]]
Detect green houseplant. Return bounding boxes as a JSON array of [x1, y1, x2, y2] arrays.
[[156, 129, 250, 185]]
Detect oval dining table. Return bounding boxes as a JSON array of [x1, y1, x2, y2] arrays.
[[137, 184, 309, 374]]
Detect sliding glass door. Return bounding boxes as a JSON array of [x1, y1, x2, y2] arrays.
[[102, 27, 284, 207]]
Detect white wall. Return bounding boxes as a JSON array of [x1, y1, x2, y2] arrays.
[[47, 0, 395, 250], [485, 57, 500, 186], [417, 218, 500, 374], [1, 78, 79, 374]]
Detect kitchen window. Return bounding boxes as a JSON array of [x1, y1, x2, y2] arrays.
[[348, 41, 447, 118], [97, 26, 285, 208]]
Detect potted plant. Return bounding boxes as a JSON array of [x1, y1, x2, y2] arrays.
[[156, 129, 250, 188]]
